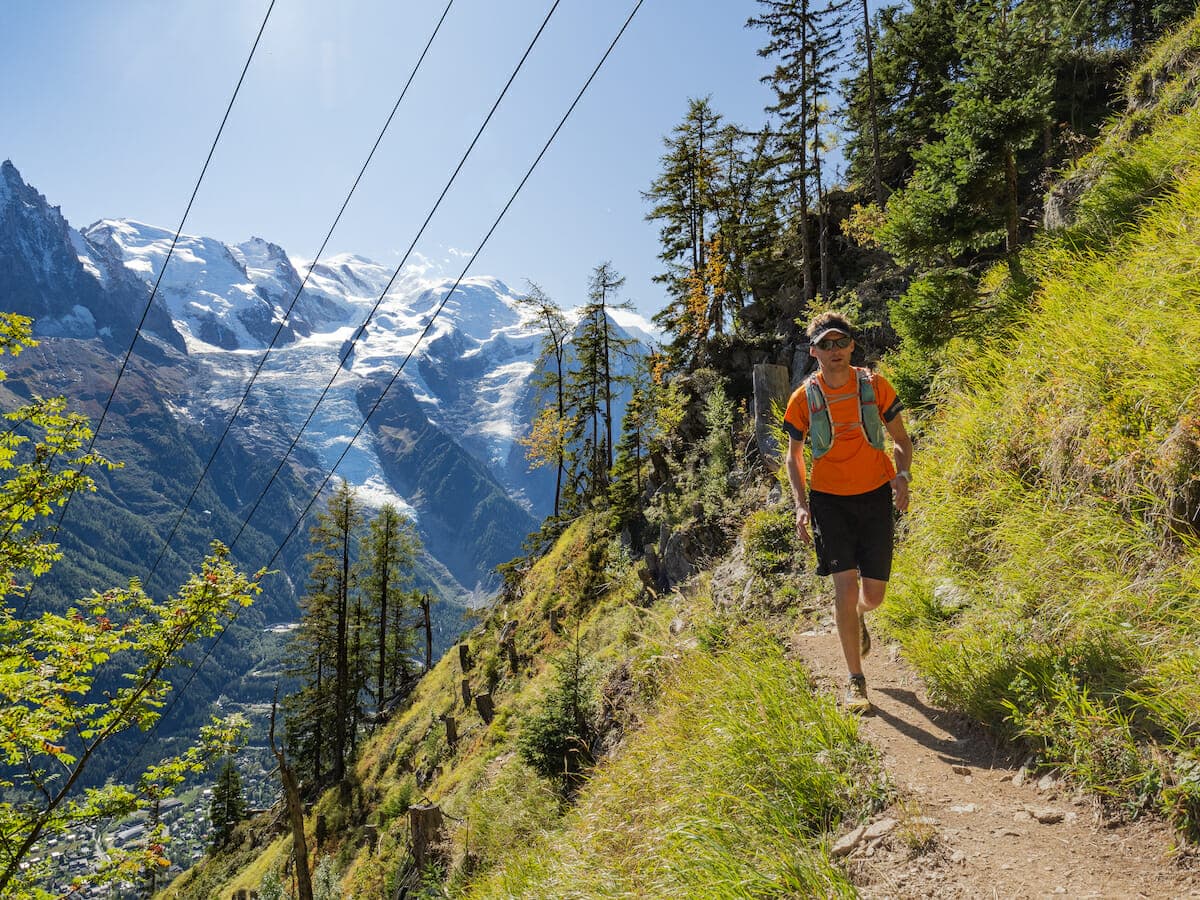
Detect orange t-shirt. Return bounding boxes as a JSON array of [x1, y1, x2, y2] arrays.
[[783, 368, 902, 496]]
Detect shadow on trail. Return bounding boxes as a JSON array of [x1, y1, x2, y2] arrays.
[[872, 687, 1020, 771]]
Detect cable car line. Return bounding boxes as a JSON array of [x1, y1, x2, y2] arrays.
[[117, 0, 646, 783]]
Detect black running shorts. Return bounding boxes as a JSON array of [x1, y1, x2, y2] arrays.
[[809, 482, 894, 581]]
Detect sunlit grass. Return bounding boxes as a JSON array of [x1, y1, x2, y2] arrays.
[[465, 636, 888, 898], [882, 28, 1200, 837]]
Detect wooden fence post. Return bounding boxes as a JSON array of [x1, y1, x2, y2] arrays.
[[753, 363, 791, 473]]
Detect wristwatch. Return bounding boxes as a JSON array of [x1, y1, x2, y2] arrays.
[[896, 469, 911, 483]]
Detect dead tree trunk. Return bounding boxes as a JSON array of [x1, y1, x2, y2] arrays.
[[270, 693, 314, 900], [474, 692, 495, 724], [420, 593, 433, 672], [408, 804, 445, 872]]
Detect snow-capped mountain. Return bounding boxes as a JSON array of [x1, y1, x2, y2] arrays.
[[1, 160, 658, 598], [83, 217, 558, 520]]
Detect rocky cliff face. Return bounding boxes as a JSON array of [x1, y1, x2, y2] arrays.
[[0, 160, 184, 355]]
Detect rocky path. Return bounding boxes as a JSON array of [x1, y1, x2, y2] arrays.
[[790, 620, 1200, 899]]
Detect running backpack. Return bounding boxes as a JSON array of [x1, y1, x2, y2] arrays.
[[804, 367, 887, 459]]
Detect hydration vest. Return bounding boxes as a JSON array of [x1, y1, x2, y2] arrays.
[[804, 367, 887, 459]]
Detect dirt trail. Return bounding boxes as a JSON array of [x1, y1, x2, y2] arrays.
[[790, 619, 1200, 899]]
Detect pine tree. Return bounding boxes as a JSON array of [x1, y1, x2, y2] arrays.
[[359, 503, 419, 704], [288, 480, 363, 787], [208, 758, 246, 849], [749, 0, 852, 305], [563, 263, 635, 509]]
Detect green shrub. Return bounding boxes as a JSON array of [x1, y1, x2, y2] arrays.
[[742, 504, 801, 577], [378, 776, 416, 827], [257, 869, 285, 900]]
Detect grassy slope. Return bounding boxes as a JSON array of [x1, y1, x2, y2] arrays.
[[161, 16, 1200, 897], [160, 507, 891, 898], [878, 11, 1200, 840]]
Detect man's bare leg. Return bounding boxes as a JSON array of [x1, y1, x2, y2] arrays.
[[832, 569, 863, 675], [859, 576, 888, 614]]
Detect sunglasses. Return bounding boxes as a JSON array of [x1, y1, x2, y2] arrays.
[[814, 336, 852, 351]]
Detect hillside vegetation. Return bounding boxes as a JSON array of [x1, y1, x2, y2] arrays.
[[880, 16, 1200, 839], [160, 9, 1200, 900]]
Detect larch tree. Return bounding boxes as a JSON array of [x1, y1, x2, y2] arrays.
[[644, 98, 724, 360], [289, 480, 363, 787], [516, 282, 572, 518]]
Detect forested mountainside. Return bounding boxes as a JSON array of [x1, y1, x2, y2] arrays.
[[153, 3, 1200, 899]]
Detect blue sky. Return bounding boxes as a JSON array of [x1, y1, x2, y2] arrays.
[[2, 1, 865, 318]]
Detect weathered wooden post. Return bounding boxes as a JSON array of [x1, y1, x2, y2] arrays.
[[441, 713, 458, 750], [500, 621, 519, 674], [269, 692, 313, 900], [458, 642, 472, 672], [753, 363, 791, 473], [419, 593, 433, 672], [474, 691, 495, 724], [460, 677, 472, 709], [408, 803, 445, 872]]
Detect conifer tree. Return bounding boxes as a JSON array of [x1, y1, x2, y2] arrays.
[[879, 0, 1054, 266], [645, 99, 724, 358], [749, 0, 851, 304], [359, 503, 419, 704], [285, 567, 334, 788], [608, 357, 653, 540], [843, 0, 961, 195], [516, 283, 572, 518], [208, 758, 246, 849], [288, 480, 363, 786], [646, 104, 780, 366], [857, 0, 886, 206], [564, 263, 635, 509]]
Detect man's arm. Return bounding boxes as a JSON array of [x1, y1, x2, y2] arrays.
[[886, 413, 913, 513], [786, 435, 813, 544]]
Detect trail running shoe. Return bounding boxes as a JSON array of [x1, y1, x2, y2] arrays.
[[860, 614, 871, 657], [844, 674, 871, 713]]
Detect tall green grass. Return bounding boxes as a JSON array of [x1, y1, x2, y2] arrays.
[[881, 27, 1200, 839], [465, 636, 888, 898]]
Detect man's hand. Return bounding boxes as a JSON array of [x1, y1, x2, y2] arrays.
[[795, 505, 813, 545], [891, 475, 910, 513]]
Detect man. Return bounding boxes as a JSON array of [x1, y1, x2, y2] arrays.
[[783, 312, 912, 712]]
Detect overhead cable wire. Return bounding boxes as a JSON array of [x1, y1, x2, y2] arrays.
[[19, 0, 276, 617], [116, 0, 567, 780], [220, 0, 564, 557], [261, 0, 646, 576], [120, 0, 646, 780], [144, 0, 456, 587]]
